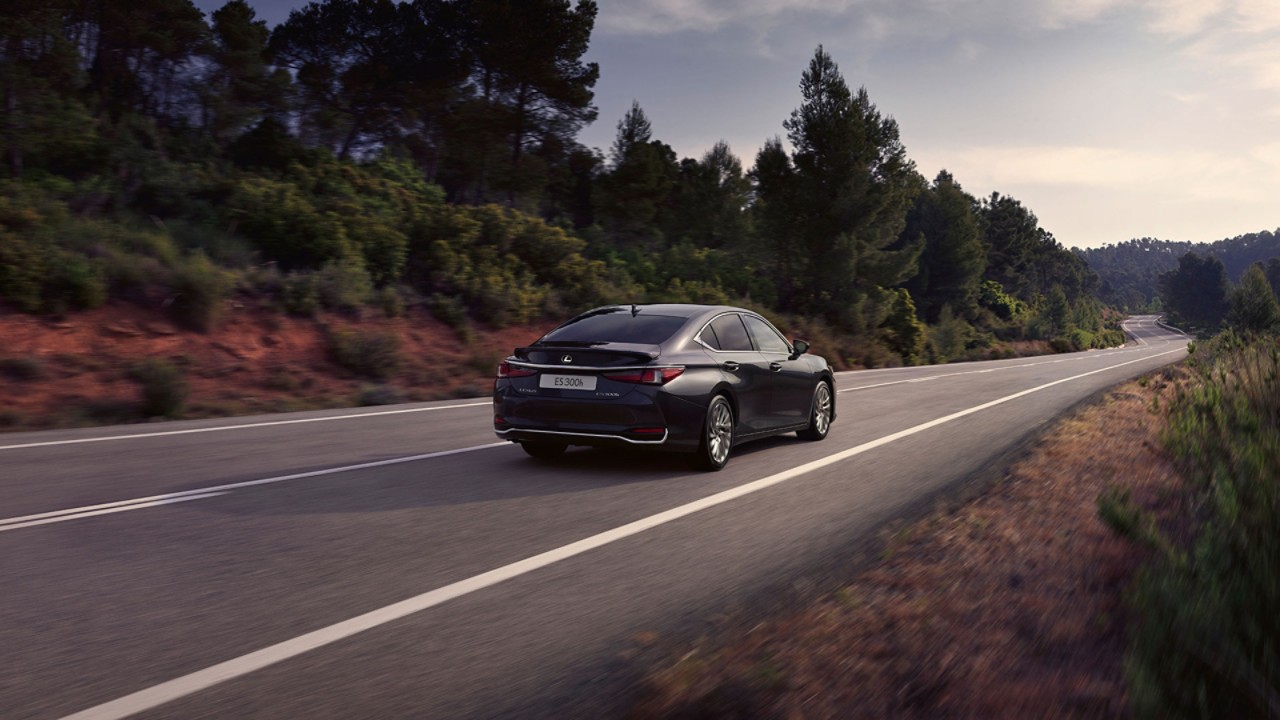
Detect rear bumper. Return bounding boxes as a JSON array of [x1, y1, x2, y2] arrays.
[[493, 384, 705, 451], [495, 426, 669, 446]]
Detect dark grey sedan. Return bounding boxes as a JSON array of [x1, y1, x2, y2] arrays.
[[493, 304, 835, 470]]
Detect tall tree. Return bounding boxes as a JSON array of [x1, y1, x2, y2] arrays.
[[980, 191, 1094, 304], [595, 101, 676, 248], [750, 136, 798, 308], [1264, 257, 1280, 301], [1228, 263, 1280, 333], [899, 170, 985, 322], [269, 0, 427, 159], [609, 99, 651, 167], [980, 192, 1040, 301], [761, 45, 921, 328], [1158, 251, 1230, 330], [0, 0, 95, 177], [199, 0, 289, 144], [660, 140, 750, 250], [449, 0, 598, 204], [73, 0, 208, 122]]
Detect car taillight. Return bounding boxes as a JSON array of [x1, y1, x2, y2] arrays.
[[605, 367, 684, 385], [630, 427, 666, 436], [497, 361, 536, 379]]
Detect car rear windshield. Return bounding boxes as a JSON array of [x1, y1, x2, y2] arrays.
[[540, 311, 686, 345]]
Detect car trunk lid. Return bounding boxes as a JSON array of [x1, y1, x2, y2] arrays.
[[515, 342, 660, 368]]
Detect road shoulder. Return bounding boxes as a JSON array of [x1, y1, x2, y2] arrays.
[[631, 369, 1186, 718]]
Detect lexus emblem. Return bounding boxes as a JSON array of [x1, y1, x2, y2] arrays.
[[561, 355, 573, 364]]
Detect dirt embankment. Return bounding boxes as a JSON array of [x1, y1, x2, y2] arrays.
[[0, 302, 554, 430], [632, 371, 1186, 719]]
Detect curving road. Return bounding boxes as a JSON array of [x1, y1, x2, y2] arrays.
[[0, 316, 1186, 719]]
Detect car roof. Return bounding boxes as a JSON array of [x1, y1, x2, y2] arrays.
[[580, 303, 746, 320]]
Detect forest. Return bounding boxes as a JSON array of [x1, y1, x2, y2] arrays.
[[3, 0, 1132, 367], [1077, 230, 1280, 313]]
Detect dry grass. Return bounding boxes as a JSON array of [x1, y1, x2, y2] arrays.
[[633, 375, 1186, 719], [0, 302, 553, 431]]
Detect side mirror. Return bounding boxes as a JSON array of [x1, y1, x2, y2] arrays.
[[791, 339, 810, 358]]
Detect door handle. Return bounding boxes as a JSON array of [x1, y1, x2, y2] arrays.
[[770, 362, 783, 372], [722, 361, 740, 372]]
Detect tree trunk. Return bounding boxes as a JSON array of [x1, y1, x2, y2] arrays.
[[338, 112, 363, 160], [4, 35, 22, 178]]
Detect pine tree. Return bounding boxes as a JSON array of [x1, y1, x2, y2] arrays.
[[899, 170, 985, 322], [1229, 263, 1280, 333], [761, 45, 921, 329]]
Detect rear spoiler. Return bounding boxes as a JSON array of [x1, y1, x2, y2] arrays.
[[514, 343, 661, 365]]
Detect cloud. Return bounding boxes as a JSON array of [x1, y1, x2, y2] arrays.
[[933, 144, 1276, 203], [597, 0, 863, 35], [1038, 0, 1128, 28], [1143, 0, 1227, 35], [1234, 0, 1280, 31], [1253, 142, 1280, 168]]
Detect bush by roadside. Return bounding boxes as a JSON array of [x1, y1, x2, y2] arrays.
[[1104, 331, 1280, 718], [131, 358, 187, 418]]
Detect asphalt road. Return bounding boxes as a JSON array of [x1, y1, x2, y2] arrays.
[[0, 316, 1187, 720]]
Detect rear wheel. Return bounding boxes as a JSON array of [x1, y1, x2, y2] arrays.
[[691, 394, 734, 471], [521, 441, 567, 459], [797, 381, 832, 441]]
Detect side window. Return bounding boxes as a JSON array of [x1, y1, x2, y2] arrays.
[[708, 314, 753, 352], [743, 315, 791, 354], [697, 324, 722, 350]]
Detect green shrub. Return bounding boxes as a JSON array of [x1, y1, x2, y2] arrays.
[[0, 230, 105, 313], [377, 286, 404, 318], [44, 250, 107, 312], [328, 328, 401, 379], [170, 221, 256, 268], [0, 231, 47, 312], [927, 306, 972, 362], [131, 358, 187, 418], [1048, 336, 1075, 353], [1068, 328, 1095, 351], [356, 384, 405, 406], [1119, 331, 1280, 718], [315, 255, 373, 313], [978, 280, 1027, 322], [168, 251, 231, 332], [880, 288, 926, 365], [281, 272, 320, 316], [226, 176, 345, 271], [426, 294, 471, 336]]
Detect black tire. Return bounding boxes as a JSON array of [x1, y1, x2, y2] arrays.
[[521, 441, 567, 459], [796, 381, 833, 441], [690, 394, 734, 471]]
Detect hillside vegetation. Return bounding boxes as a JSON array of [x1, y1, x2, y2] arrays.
[[1, 0, 1126, 375], [1098, 329, 1280, 718], [1076, 231, 1280, 313]]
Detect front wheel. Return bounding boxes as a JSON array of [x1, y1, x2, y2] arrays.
[[690, 395, 734, 471], [521, 441, 567, 459], [797, 381, 832, 441]]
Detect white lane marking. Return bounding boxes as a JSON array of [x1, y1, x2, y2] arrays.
[[0, 443, 507, 533], [0, 494, 227, 532], [59, 345, 1186, 720], [0, 402, 492, 452], [837, 336, 1185, 395]]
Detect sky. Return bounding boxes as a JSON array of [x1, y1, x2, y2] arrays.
[[198, 0, 1280, 249]]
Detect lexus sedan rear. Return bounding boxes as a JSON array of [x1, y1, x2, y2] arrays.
[[493, 304, 835, 471]]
